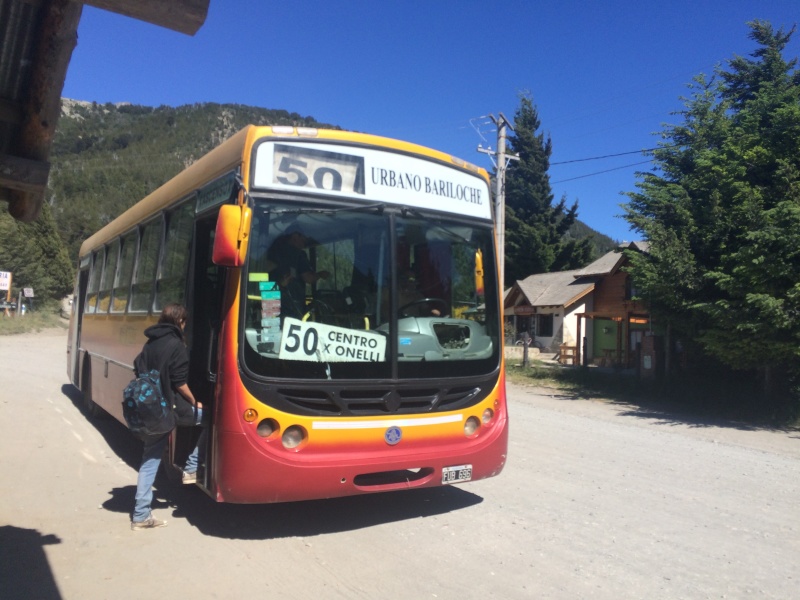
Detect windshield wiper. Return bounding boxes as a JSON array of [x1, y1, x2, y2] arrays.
[[257, 202, 386, 218]]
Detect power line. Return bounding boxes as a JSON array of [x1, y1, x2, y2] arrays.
[[552, 160, 653, 184], [551, 148, 658, 166]]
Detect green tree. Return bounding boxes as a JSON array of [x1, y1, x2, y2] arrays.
[[624, 20, 800, 388], [0, 202, 74, 305], [503, 93, 592, 286]]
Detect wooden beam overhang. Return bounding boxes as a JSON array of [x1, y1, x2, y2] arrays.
[[563, 285, 595, 311], [0, 154, 51, 194], [6, 0, 82, 222], [2, 0, 210, 222], [82, 0, 209, 36]]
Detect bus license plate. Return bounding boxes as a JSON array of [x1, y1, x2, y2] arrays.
[[442, 464, 472, 484]]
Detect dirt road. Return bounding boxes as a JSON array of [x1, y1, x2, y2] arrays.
[[1, 329, 798, 599]]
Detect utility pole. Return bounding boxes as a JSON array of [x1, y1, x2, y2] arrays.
[[478, 113, 518, 289]]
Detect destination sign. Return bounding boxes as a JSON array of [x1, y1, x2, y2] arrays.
[[252, 141, 492, 221], [278, 317, 387, 363]]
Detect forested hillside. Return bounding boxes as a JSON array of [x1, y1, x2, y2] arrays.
[[567, 219, 617, 259], [49, 100, 339, 260]]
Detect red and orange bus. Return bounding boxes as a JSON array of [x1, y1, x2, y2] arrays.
[[67, 125, 507, 503]]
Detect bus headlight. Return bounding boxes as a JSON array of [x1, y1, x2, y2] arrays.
[[464, 416, 480, 437], [257, 418, 278, 438], [282, 425, 307, 449], [482, 408, 494, 424]]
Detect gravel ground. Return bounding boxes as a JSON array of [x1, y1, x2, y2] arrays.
[[1, 329, 798, 599]]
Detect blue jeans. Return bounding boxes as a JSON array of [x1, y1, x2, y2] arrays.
[[181, 407, 207, 474], [132, 407, 207, 522], [133, 433, 169, 522]]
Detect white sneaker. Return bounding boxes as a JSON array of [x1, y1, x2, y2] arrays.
[[131, 517, 167, 531]]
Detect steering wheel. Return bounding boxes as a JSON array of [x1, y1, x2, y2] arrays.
[[398, 297, 448, 318]]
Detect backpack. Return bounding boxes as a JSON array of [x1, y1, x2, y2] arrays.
[[122, 369, 176, 436]]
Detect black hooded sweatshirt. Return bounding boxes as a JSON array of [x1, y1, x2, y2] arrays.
[[134, 323, 194, 421]]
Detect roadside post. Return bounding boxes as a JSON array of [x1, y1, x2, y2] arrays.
[[520, 331, 531, 367], [23, 288, 34, 315]]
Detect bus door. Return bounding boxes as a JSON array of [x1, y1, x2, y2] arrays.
[[171, 212, 226, 488], [68, 267, 89, 385]]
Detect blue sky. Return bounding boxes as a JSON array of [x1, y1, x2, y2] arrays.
[[62, 1, 799, 242]]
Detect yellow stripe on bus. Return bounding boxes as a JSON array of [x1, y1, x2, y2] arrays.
[[312, 414, 463, 430]]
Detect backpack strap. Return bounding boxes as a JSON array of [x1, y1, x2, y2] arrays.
[[133, 352, 148, 377]]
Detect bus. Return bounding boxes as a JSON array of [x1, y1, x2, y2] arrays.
[[67, 125, 508, 503]]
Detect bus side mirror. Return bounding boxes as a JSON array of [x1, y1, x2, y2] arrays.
[[213, 204, 252, 267]]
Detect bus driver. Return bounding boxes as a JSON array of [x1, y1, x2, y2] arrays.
[[267, 223, 330, 318]]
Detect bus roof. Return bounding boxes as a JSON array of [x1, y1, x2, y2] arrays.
[[78, 126, 250, 256], [78, 125, 490, 257]]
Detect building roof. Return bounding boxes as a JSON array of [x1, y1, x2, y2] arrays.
[[575, 249, 624, 278], [575, 241, 651, 278], [514, 270, 595, 309], [627, 240, 650, 253], [508, 243, 650, 310], [0, 0, 209, 222]]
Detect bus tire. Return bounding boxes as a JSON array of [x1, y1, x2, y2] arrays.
[[81, 358, 104, 418]]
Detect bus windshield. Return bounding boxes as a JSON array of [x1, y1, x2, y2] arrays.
[[242, 199, 500, 380]]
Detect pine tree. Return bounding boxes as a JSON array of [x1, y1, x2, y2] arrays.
[[503, 94, 592, 287], [624, 20, 800, 388], [0, 202, 74, 305]]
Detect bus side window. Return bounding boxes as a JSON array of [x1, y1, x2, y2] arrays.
[[97, 239, 119, 313], [155, 202, 194, 310], [111, 231, 137, 313], [130, 219, 162, 313], [85, 247, 105, 314]]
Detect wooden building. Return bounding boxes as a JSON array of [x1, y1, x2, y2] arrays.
[[504, 242, 652, 367], [574, 241, 651, 368]]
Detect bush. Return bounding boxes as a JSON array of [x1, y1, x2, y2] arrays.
[[0, 304, 68, 335]]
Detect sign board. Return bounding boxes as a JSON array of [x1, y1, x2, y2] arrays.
[[252, 141, 492, 221], [278, 317, 386, 363], [23, 288, 34, 298], [196, 171, 237, 214], [0, 271, 10, 291]]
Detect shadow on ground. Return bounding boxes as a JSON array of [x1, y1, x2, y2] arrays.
[[0, 525, 62, 600], [61, 384, 142, 469], [62, 384, 485, 540], [509, 376, 800, 435]]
